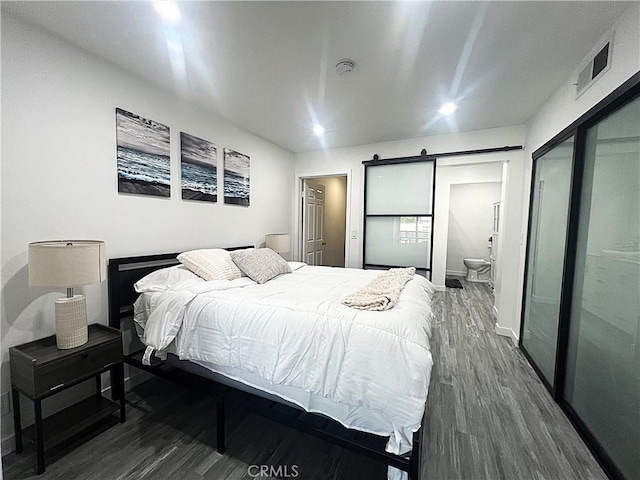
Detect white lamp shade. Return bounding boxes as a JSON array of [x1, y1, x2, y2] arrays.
[[29, 240, 106, 287], [265, 233, 290, 254]]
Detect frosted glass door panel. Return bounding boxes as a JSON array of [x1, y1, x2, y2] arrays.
[[564, 96, 639, 480], [521, 138, 574, 385], [365, 217, 431, 268], [366, 163, 433, 214]]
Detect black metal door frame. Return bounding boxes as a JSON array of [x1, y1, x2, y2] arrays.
[[362, 145, 523, 280], [519, 71, 640, 480]]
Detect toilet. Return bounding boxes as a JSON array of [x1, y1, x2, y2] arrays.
[[463, 258, 491, 282]]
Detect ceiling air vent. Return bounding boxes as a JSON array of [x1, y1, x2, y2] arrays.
[[576, 35, 613, 99]]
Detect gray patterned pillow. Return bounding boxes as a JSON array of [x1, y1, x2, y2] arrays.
[[230, 248, 292, 284]]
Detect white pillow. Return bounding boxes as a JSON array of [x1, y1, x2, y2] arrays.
[[177, 248, 243, 281], [134, 265, 201, 292]]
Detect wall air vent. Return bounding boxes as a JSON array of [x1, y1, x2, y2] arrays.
[[576, 34, 613, 99]]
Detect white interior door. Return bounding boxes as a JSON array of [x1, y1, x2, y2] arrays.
[[303, 181, 325, 265]]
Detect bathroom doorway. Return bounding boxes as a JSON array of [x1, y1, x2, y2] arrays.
[[446, 181, 502, 286]]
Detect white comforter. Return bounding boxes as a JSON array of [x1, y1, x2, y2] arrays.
[[134, 265, 434, 476]]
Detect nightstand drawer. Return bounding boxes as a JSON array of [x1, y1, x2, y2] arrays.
[[10, 325, 124, 399], [35, 340, 122, 396]]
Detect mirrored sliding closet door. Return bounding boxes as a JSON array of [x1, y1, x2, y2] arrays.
[[521, 137, 574, 386], [564, 95, 639, 480], [522, 77, 639, 480]]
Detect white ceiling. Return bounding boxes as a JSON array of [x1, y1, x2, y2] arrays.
[[3, 1, 634, 153]]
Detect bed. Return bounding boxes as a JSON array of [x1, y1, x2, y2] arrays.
[[107, 248, 435, 480]]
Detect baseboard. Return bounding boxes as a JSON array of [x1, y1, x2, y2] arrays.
[[446, 270, 466, 277], [495, 323, 519, 346], [434, 284, 446, 291]]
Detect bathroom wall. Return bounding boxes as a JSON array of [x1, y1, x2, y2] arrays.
[[435, 162, 504, 279], [446, 182, 502, 276]]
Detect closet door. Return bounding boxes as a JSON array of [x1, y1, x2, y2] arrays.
[[521, 137, 574, 386], [563, 96, 639, 480], [363, 159, 435, 278]]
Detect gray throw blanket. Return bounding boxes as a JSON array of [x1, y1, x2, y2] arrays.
[[342, 267, 415, 311]]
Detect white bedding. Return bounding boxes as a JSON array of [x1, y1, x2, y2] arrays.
[[134, 265, 434, 479]]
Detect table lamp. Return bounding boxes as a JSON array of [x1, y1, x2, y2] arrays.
[[265, 233, 290, 254], [28, 240, 106, 349]]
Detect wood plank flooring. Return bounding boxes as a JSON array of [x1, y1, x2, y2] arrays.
[[2, 278, 607, 480]]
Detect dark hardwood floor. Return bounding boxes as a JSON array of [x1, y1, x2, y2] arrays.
[[2, 278, 607, 480]]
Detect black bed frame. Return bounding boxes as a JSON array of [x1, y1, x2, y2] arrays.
[[107, 250, 425, 479]]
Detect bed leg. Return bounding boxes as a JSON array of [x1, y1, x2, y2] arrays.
[[409, 426, 423, 480], [216, 390, 225, 454]]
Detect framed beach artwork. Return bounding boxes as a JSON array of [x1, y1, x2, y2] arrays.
[[116, 108, 170, 197], [180, 132, 217, 202], [223, 148, 250, 206]]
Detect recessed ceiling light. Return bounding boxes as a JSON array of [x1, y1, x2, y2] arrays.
[[439, 102, 457, 116], [154, 1, 181, 24], [313, 124, 325, 136]]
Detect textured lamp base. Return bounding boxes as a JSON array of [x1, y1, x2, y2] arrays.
[[54, 295, 88, 349]]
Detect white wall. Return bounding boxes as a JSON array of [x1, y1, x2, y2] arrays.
[[518, 3, 640, 338], [294, 126, 526, 341], [524, 3, 640, 158], [1, 13, 294, 447], [447, 182, 502, 275]]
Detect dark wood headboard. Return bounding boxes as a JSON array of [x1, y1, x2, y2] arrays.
[[107, 247, 252, 330]]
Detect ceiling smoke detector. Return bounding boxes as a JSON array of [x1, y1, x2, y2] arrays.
[[335, 59, 355, 76]]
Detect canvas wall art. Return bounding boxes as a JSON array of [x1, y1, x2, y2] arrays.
[[116, 108, 171, 197], [223, 148, 250, 206], [180, 132, 217, 202]]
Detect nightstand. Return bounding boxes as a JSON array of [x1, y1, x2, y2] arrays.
[[10, 323, 125, 474]]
